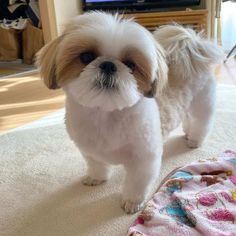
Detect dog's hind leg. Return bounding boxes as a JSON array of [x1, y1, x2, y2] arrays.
[[185, 78, 216, 148]]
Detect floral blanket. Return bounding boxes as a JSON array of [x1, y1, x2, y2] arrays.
[[128, 150, 236, 236]]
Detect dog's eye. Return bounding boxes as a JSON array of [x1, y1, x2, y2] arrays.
[[80, 51, 97, 64], [123, 60, 135, 71]]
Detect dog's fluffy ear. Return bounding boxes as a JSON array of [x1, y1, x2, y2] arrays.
[[154, 41, 168, 95], [144, 41, 167, 98], [144, 39, 168, 98], [35, 35, 64, 89], [144, 79, 158, 98]]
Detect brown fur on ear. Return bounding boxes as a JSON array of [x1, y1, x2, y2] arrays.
[[144, 79, 157, 98], [153, 41, 168, 96], [122, 48, 154, 96], [35, 35, 64, 89], [122, 41, 168, 98], [144, 41, 168, 98]]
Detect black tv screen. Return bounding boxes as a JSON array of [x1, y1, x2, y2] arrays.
[[86, 0, 135, 2], [86, 0, 134, 2], [83, 0, 201, 11]]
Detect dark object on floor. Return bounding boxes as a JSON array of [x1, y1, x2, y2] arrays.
[[224, 44, 236, 63], [0, 0, 39, 27], [0, 0, 29, 20]]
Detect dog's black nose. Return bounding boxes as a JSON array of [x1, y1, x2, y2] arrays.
[[99, 61, 117, 74]]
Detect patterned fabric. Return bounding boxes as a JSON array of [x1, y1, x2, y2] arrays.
[[128, 150, 236, 236]]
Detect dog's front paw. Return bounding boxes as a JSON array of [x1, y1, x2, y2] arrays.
[[82, 176, 106, 186], [187, 139, 201, 148], [121, 199, 145, 214]]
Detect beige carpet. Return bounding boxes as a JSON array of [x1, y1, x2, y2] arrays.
[[0, 85, 236, 236]]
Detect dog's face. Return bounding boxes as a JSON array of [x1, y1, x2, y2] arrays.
[[36, 12, 167, 111]]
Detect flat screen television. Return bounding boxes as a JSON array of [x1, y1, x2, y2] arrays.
[[83, 0, 201, 12]]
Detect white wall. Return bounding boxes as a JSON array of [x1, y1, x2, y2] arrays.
[[53, 0, 82, 35], [221, 1, 236, 52]]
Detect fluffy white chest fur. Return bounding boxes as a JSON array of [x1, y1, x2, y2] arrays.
[[65, 95, 162, 166]]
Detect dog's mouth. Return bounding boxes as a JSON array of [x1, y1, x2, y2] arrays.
[[94, 74, 119, 91], [92, 60, 119, 91]]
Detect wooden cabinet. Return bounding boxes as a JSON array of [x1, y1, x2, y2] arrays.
[[124, 9, 208, 34], [39, 0, 209, 43]]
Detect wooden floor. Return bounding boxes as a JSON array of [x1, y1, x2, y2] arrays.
[[0, 57, 235, 134], [0, 73, 64, 134], [215, 57, 236, 84]]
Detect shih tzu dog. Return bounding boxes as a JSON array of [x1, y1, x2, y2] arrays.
[[36, 12, 223, 214]]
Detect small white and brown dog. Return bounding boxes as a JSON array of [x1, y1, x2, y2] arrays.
[[36, 12, 223, 214]]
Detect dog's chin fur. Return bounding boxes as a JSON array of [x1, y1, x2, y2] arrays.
[[36, 12, 224, 214], [62, 58, 141, 112]]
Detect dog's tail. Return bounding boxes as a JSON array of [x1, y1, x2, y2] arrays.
[[153, 24, 225, 79]]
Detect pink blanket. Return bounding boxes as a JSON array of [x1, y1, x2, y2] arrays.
[[128, 150, 236, 236]]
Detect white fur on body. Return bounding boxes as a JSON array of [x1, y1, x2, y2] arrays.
[[157, 73, 216, 147], [154, 25, 224, 147], [65, 94, 163, 213]]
